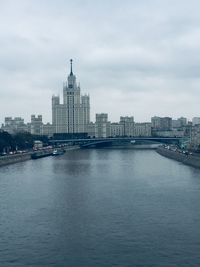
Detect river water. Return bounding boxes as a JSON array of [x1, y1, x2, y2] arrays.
[[1, 149, 200, 267]]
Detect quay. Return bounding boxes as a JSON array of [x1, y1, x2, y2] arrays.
[[157, 146, 200, 169], [0, 152, 32, 167], [0, 146, 79, 167]]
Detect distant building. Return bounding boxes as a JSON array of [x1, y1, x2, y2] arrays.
[[189, 125, 200, 150], [192, 117, 200, 126], [151, 116, 172, 131], [172, 120, 181, 128], [172, 117, 187, 128], [178, 117, 187, 127], [41, 123, 55, 137], [33, 140, 43, 149], [1, 117, 28, 134], [87, 122, 95, 138], [151, 116, 161, 130], [110, 123, 124, 137], [134, 123, 152, 137], [52, 60, 90, 134], [120, 116, 134, 136], [81, 94, 90, 133], [95, 113, 110, 138], [154, 130, 184, 138], [30, 115, 43, 135]]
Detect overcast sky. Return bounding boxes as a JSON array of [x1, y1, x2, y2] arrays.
[[1, 0, 200, 124]]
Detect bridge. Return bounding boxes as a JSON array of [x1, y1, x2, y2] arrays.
[[49, 136, 187, 148]]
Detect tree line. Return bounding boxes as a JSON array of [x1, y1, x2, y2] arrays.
[[0, 131, 48, 153]]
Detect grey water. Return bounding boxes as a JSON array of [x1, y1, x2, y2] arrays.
[[1, 149, 200, 267]]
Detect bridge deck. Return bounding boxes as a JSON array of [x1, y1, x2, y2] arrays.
[[49, 137, 185, 144]]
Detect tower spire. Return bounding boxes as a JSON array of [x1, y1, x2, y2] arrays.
[[70, 59, 73, 75]]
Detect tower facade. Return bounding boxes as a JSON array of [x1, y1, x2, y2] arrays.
[[52, 60, 90, 134]]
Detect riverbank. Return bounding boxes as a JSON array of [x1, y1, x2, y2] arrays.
[[157, 146, 200, 169], [0, 145, 80, 167], [0, 152, 32, 167]]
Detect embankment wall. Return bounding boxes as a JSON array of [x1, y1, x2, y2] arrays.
[[157, 147, 200, 169], [0, 153, 32, 167]]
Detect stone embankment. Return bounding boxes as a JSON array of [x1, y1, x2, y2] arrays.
[[157, 146, 200, 169], [0, 152, 32, 167], [0, 146, 80, 167]]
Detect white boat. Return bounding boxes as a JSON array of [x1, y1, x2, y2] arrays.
[[52, 149, 65, 156]]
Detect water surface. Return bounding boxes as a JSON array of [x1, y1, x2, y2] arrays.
[[1, 149, 200, 266]]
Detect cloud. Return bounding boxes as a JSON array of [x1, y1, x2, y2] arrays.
[[0, 0, 200, 124]]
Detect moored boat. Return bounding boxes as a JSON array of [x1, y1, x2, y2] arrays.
[[52, 149, 65, 156], [31, 150, 52, 159]]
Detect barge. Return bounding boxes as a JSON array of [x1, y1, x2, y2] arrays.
[[31, 150, 53, 159]]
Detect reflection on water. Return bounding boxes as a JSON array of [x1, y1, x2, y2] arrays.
[[52, 149, 93, 175], [0, 149, 200, 267]]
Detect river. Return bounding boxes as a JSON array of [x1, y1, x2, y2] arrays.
[[1, 149, 200, 267]]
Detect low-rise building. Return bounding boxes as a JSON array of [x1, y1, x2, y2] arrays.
[[33, 140, 43, 149]]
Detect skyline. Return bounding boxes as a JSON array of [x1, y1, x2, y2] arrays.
[[1, 0, 200, 124]]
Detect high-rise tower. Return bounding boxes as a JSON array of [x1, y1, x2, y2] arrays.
[[52, 60, 90, 134]]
